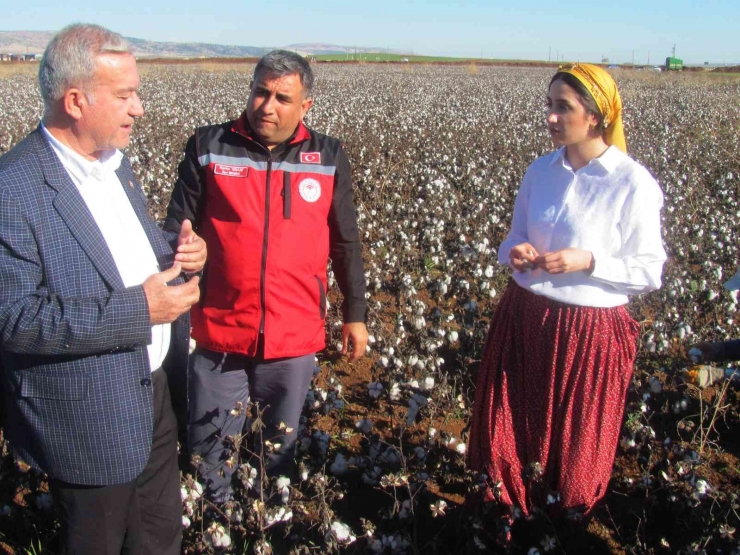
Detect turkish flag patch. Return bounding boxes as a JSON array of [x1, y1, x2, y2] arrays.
[[214, 164, 249, 177], [300, 152, 321, 164]]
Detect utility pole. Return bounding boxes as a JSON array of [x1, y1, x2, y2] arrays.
[[548, 46, 551, 62]]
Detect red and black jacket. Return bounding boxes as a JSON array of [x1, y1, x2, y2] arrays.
[[164, 113, 366, 359]]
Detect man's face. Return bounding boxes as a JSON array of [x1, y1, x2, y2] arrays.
[[246, 71, 313, 149], [78, 53, 144, 159]]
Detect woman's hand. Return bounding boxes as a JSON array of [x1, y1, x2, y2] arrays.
[[509, 243, 539, 272], [534, 248, 594, 274]]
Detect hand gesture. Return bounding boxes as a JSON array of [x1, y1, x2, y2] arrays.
[[509, 243, 539, 272], [143, 263, 201, 324], [342, 322, 369, 362], [175, 219, 207, 274], [534, 248, 593, 274]]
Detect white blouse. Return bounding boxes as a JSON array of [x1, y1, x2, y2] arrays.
[[499, 146, 667, 307]]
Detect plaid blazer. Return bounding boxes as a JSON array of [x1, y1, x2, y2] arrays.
[[0, 127, 189, 485]]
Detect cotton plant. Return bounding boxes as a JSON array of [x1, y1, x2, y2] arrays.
[[236, 462, 257, 490], [274, 476, 291, 504], [264, 506, 293, 528], [326, 521, 357, 546], [430, 499, 447, 517], [205, 522, 232, 549]]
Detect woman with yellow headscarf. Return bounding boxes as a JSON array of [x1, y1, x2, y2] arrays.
[[468, 64, 666, 532]]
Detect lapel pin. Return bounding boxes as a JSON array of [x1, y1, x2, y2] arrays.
[[128, 180, 134, 189]]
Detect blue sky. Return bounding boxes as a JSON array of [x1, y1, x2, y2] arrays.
[[1, 0, 738, 64]]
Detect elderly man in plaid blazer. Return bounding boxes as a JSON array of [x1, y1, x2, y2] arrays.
[[0, 24, 205, 554]]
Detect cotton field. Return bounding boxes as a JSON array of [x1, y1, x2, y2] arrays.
[[1, 63, 740, 554]]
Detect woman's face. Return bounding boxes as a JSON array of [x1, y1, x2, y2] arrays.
[[546, 80, 600, 148]]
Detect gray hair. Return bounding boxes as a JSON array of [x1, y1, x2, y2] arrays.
[[254, 50, 314, 98], [39, 23, 131, 115]]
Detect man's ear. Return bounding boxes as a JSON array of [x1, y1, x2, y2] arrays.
[[62, 88, 87, 121], [300, 97, 313, 120]]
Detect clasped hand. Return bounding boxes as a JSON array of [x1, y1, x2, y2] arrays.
[[510, 243, 593, 274], [143, 264, 200, 324]]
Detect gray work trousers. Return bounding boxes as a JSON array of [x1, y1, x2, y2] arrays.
[[188, 346, 314, 502]]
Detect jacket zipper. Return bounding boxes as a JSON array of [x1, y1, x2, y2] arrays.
[[259, 152, 272, 337]]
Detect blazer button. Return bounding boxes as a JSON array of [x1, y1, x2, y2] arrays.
[[140, 378, 152, 387]]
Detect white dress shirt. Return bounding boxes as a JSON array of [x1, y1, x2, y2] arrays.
[[42, 124, 170, 371], [499, 146, 667, 307]]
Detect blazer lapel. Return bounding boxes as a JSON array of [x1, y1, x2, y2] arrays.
[[115, 163, 175, 271], [33, 130, 125, 290]]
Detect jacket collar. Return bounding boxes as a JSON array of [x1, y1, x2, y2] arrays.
[[232, 111, 311, 149], [29, 126, 125, 289], [40, 123, 123, 185]]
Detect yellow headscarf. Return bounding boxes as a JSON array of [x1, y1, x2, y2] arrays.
[[556, 63, 627, 154]]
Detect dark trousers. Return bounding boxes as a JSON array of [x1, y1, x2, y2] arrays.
[[188, 347, 315, 501], [50, 368, 181, 555]]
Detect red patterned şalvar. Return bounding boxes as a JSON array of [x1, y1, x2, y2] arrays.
[[468, 280, 639, 515]]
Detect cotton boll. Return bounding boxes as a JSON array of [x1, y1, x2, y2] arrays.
[[389, 382, 402, 401], [328, 521, 357, 545]]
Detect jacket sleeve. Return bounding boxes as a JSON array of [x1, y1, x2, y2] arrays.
[[328, 146, 367, 323], [164, 133, 204, 236], [0, 187, 152, 356], [717, 340, 740, 361]]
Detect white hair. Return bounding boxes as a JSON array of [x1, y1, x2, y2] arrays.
[[39, 23, 131, 115]]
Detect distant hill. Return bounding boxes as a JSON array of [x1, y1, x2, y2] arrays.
[[0, 30, 53, 54], [285, 43, 409, 56], [124, 37, 265, 58], [0, 31, 410, 58]]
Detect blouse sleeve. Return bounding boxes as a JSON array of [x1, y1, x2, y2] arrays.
[[589, 173, 667, 294], [498, 167, 532, 267]]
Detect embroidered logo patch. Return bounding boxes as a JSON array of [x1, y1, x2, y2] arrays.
[[214, 164, 249, 178], [300, 152, 321, 164], [299, 178, 321, 202]]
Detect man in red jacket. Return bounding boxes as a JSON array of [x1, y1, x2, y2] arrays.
[[165, 50, 367, 501]]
